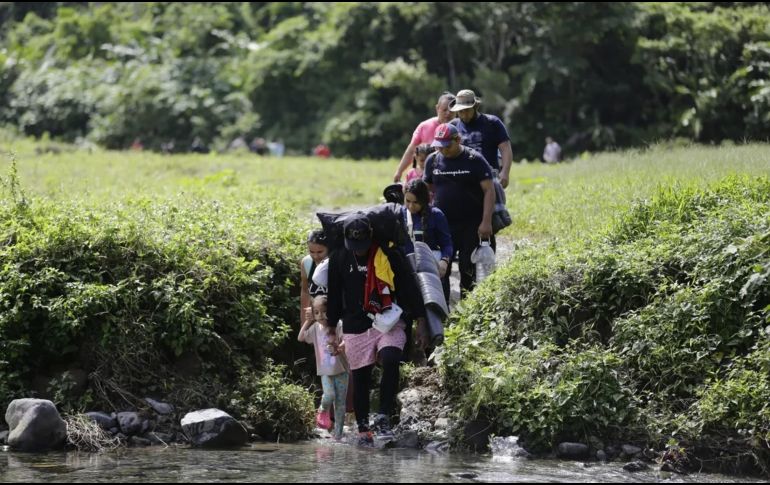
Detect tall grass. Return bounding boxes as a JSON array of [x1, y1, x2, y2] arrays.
[[507, 142, 770, 243], [4, 135, 768, 242]]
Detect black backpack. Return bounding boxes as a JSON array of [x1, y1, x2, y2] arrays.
[[316, 203, 408, 251]]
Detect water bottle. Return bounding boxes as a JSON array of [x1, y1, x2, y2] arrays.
[[470, 239, 496, 283]]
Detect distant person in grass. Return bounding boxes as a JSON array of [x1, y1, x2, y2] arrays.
[[313, 144, 331, 158], [543, 136, 562, 163], [449, 89, 513, 188], [393, 92, 456, 183]]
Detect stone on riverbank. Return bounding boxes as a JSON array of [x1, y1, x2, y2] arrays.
[[621, 444, 643, 457], [85, 411, 118, 431], [145, 398, 174, 415], [623, 461, 649, 472], [181, 409, 247, 448], [117, 411, 148, 435], [5, 399, 67, 451], [557, 442, 590, 459], [395, 430, 419, 449]]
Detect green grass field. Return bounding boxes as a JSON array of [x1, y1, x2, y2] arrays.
[[507, 142, 770, 243], [3, 134, 769, 245]]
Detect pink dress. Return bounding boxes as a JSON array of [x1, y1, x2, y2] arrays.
[[406, 168, 424, 183]]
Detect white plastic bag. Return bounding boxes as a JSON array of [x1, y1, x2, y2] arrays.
[[371, 302, 403, 334]]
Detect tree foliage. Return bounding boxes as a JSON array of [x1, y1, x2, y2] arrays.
[[0, 2, 768, 159]]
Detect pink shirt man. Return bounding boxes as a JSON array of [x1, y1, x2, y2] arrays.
[[393, 93, 456, 182], [411, 117, 441, 147]]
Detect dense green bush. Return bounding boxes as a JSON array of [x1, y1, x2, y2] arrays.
[[441, 176, 770, 470], [0, 177, 314, 436], [226, 360, 315, 442]]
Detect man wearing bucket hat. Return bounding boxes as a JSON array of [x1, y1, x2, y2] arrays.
[[449, 89, 514, 189], [424, 123, 496, 298]]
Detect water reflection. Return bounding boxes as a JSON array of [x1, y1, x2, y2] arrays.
[[0, 442, 765, 483]]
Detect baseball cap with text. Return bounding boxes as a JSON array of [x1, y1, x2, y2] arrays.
[[430, 123, 459, 148]]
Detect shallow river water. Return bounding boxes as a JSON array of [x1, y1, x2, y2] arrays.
[[1, 441, 766, 483]]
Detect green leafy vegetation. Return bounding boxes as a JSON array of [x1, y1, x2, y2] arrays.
[[441, 175, 770, 472], [0, 157, 316, 438]]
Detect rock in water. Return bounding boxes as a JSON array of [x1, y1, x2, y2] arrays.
[[5, 399, 67, 451], [181, 409, 247, 448]]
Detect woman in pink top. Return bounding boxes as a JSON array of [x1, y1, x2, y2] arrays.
[[393, 92, 455, 182]]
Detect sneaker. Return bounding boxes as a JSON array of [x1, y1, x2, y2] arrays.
[[357, 430, 374, 446], [372, 414, 394, 438], [316, 410, 332, 430]]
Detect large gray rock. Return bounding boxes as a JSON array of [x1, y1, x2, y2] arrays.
[[5, 399, 67, 451], [180, 409, 247, 448]]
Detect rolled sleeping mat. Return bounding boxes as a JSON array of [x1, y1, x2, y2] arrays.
[[417, 271, 449, 319], [425, 306, 445, 347], [413, 241, 440, 276]]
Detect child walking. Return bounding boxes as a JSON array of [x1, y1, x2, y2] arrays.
[[405, 144, 433, 183], [298, 295, 349, 439]]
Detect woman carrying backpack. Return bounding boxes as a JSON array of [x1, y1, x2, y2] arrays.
[[401, 179, 454, 303]]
